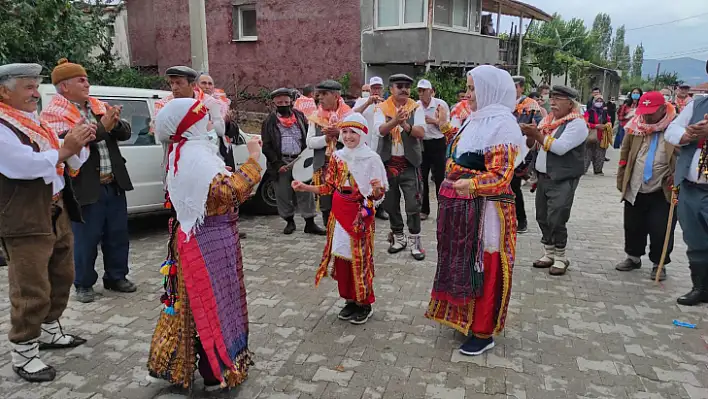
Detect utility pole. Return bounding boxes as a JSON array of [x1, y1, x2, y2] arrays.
[[188, 0, 209, 73]]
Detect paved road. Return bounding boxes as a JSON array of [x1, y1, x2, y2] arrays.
[[0, 153, 706, 399]]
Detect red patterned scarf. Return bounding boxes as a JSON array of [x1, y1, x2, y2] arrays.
[[625, 103, 676, 136]]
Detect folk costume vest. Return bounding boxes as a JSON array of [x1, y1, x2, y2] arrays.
[[545, 122, 586, 181]]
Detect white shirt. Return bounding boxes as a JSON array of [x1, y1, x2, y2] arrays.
[[0, 111, 89, 195], [534, 118, 589, 174], [665, 101, 708, 184], [373, 105, 426, 157], [417, 98, 450, 140], [353, 97, 383, 151]]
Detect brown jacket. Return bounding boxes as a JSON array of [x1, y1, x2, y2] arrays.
[[616, 133, 676, 203]]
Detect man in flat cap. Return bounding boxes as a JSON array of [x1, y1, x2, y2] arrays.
[[664, 59, 708, 306], [262, 88, 323, 235], [0, 63, 94, 382], [374, 74, 427, 260], [41, 59, 135, 303], [307, 80, 353, 228], [152, 66, 225, 138], [520, 85, 588, 277]]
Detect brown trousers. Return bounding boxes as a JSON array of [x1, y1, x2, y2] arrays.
[[1, 203, 74, 343]]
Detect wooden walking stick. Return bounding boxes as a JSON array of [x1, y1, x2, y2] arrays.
[[655, 185, 679, 283]]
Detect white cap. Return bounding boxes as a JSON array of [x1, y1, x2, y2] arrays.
[[417, 79, 432, 90], [369, 76, 384, 87]]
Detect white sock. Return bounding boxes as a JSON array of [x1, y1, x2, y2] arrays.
[[628, 255, 640, 263], [555, 247, 567, 263], [12, 341, 49, 373], [39, 320, 73, 346]]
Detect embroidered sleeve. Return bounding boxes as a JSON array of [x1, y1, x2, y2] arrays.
[[317, 157, 340, 196], [226, 157, 262, 204], [470, 145, 517, 196]]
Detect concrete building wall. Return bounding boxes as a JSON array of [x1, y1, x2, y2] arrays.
[[429, 30, 498, 65], [112, 8, 131, 65]]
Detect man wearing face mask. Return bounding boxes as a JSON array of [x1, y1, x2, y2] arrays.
[[583, 96, 611, 175], [261, 88, 324, 235], [675, 84, 693, 113], [616, 92, 678, 282]]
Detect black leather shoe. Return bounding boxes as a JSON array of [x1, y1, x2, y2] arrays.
[[677, 288, 708, 306], [239, 232, 247, 239], [13, 364, 56, 382], [304, 218, 326, 236], [103, 279, 137, 293], [650, 266, 667, 281], [616, 258, 641, 272], [283, 218, 296, 235]]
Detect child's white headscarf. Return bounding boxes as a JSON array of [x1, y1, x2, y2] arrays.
[[155, 98, 229, 238], [456, 65, 528, 167], [335, 113, 388, 203]]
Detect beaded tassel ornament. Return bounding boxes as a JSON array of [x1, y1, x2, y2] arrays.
[[159, 217, 180, 315]]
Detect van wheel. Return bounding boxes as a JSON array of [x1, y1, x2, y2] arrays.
[[248, 173, 278, 215]]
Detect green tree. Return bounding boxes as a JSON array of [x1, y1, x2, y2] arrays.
[[525, 15, 594, 84], [610, 25, 630, 73], [0, 0, 163, 89], [590, 13, 613, 61], [631, 44, 644, 78]]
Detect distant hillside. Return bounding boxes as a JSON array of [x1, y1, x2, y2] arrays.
[[642, 57, 706, 86]]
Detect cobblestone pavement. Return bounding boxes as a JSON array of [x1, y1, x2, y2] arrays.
[[0, 153, 707, 399]]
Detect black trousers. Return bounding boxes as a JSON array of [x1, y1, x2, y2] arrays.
[[624, 190, 678, 265], [511, 175, 526, 225], [421, 138, 447, 215]]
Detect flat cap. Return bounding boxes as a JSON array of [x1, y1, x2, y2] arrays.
[[512, 75, 526, 85], [165, 66, 198, 79], [270, 87, 293, 99], [0, 63, 43, 81], [316, 80, 342, 92], [550, 85, 579, 100], [388, 74, 414, 84]]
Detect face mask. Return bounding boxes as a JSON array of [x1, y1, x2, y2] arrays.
[[594, 102, 604, 108], [631, 93, 640, 100], [276, 105, 292, 116], [361, 92, 370, 98], [542, 94, 549, 100]]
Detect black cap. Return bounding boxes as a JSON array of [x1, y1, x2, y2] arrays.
[[388, 74, 414, 84], [550, 85, 579, 100], [270, 87, 293, 99], [165, 66, 198, 80], [512, 75, 526, 85], [316, 80, 342, 92]]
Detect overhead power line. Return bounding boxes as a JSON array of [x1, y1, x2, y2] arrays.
[[625, 12, 708, 31]]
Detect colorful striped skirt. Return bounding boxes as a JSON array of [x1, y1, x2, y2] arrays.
[[425, 192, 516, 337], [147, 213, 252, 388]]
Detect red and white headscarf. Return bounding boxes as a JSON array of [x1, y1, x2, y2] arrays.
[[335, 113, 388, 200], [155, 98, 229, 238]]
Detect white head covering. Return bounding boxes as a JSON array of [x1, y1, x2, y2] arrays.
[[456, 65, 528, 168], [335, 113, 388, 203], [155, 98, 229, 238]]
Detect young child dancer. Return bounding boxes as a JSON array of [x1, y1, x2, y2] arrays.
[[292, 113, 387, 324]]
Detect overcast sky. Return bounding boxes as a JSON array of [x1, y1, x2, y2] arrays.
[[500, 0, 708, 61]]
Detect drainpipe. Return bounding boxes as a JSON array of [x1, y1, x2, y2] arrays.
[[516, 12, 524, 76], [426, 0, 433, 73], [188, 0, 209, 73]]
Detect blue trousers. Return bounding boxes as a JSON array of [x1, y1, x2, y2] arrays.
[[72, 184, 130, 288]]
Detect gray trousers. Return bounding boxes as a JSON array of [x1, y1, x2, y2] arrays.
[[275, 168, 316, 219], [677, 182, 708, 265], [584, 142, 606, 174], [383, 166, 422, 235], [535, 174, 580, 249]]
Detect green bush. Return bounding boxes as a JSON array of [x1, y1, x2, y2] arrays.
[[413, 68, 466, 106]]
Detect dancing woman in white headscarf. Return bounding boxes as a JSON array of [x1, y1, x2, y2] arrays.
[[426, 65, 527, 356], [292, 113, 387, 325], [146, 98, 262, 391]]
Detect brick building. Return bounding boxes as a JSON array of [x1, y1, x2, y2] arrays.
[[126, 0, 550, 101]]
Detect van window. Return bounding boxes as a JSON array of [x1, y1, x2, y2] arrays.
[[99, 98, 156, 146]]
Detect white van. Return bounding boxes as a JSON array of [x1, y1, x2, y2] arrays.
[[38, 85, 278, 215]]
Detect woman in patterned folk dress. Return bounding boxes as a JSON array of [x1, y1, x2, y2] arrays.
[[147, 98, 262, 391], [293, 113, 387, 325], [426, 66, 527, 356]]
